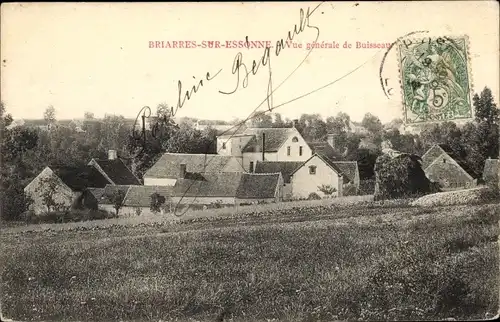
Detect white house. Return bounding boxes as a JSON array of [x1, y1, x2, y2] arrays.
[[216, 127, 312, 172], [289, 153, 344, 199]]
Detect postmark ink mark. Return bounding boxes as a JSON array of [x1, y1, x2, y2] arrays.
[[397, 35, 473, 124]]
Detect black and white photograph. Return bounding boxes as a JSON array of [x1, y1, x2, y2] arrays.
[[1, 1, 499, 321]]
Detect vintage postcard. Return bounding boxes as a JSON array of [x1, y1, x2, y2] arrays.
[[1, 1, 499, 321]]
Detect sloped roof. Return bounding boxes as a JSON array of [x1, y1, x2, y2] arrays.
[[254, 161, 303, 183], [173, 172, 280, 199], [90, 159, 141, 185], [51, 165, 110, 191], [236, 173, 280, 199], [332, 161, 358, 184], [173, 172, 243, 198], [424, 144, 479, 179], [307, 142, 341, 160], [144, 153, 241, 179], [421, 144, 444, 169], [241, 128, 297, 153], [87, 187, 105, 201], [99, 185, 132, 205], [289, 153, 344, 177], [123, 185, 174, 207]]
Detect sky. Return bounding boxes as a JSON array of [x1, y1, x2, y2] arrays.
[[1, 1, 499, 123]]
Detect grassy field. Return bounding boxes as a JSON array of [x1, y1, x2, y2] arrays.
[[0, 202, 499, 321]]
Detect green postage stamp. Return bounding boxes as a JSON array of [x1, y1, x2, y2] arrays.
[[397, 35, 473, 124]]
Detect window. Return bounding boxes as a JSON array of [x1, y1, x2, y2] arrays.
[[292, 136, 299, 143], [443, 158, 446, 163], [299, 146, 303, 156], [309, 165, 316, 175], [222, 142, 226, 149], [249, 161, 254, 173], [287, 146, 291, 156]]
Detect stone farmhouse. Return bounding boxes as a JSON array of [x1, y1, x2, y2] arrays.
[[421, 144, 480, 190], [24, 150, 141, 215]]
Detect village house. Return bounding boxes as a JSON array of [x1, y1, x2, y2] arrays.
[[289, 153, 345, 199], [25, 150, 141, 215], [216, 127, 312, 172], [97, 171, 283, 216], [421, 144, 480, 190], [254, 161, 303, 200], [143, 153, 244, 186], [24, 165, 110, 215], [88, 150, 142, 185]]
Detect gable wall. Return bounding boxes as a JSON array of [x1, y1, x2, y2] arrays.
[[291, 155, 342, 199], [24, 167, 78, 215], [424, 152, 476, 190]]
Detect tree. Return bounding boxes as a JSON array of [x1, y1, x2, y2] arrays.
[[273, 113, 285, 128], [35, 176, 67, 213], [474, 87, 498, 124], [84, 111, 95, 120], [150, 192, 166, 214], [44, 105, 56, 129], [250, 112, 273, 128], [318, 184, 337, 196], [361, 113, 383, 136], [109, 189, 126, 216], [374, 153, 433, 200], [356, 148, 380, 180]]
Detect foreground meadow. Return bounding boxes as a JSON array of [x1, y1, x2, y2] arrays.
[[1, 203, 499, 321]]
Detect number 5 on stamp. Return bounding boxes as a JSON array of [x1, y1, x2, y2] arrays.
[[397, 35, 474, 125]]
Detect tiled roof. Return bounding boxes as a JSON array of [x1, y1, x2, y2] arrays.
[[173, 172, 243, 198], [421, 145, 444, 169], [241, 128, 297, 153], [99, 185, 132, 205], [51, 165, 110, 191], [90, 159, 141, 185], [424, 144, 479, 179], [123, 185, 175, 207], [254, 161, 303, 183], [236, 173, 280, 199], [307, 142, 341, 160], [290, 154, 343, 177], [331, 161, 358, 184], [144, 153, 242, 179], [173, 172, 280, 199]]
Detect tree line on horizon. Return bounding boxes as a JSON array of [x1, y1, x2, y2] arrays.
[[0, 87, 498, 221]]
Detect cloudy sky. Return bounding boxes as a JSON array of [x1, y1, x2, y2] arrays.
[[1, 1, 498, 123]]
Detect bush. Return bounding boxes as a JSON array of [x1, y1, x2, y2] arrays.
[[308, 192, 321, 200], [374, 154, 433, 201], [343, 184, 358, 196], [27, 209, 116, 224]]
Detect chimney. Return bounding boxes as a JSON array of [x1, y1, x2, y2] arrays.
[[327, 134, 335, 149], [108, 149, 117, 160], [293, 119, 299, 128], [179, 164, 187, 178], [262, 133, 265, 161]]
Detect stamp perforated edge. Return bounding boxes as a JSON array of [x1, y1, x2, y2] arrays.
[[395, 34, 475, 128]]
